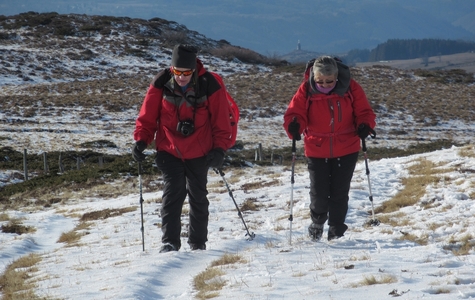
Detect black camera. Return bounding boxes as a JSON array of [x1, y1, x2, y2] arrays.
[[177, 119, 195, 137]]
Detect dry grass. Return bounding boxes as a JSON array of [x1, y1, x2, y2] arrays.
[[348, 252, 372, 262], [458, 145, 475, 199], [57, 230, 83, 246], [56, 207, 137, 247], [210, 253, 247, 267], [193, 268, 226, 299], [375, 158, 446, 214], [57, 221, 93, 247], [80, 207, 137, 221], [458, 145, 475, 158], [193, 253, 246, 299], [398, 232, 429, 246], [240, 198, 261, 212], [372, 212, 408, 227], [240, 179, 281, 192], [433, 288, 451, 294], [350, 274, 397, 288], [0, 253, 44, 300], [0, 213, 9, 221], [1, 219, 36, 235], [444, 233, 475, 256]]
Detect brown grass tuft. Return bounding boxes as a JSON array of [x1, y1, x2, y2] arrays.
[[80, 207, 137, 221], [0, 253, 43, 300], [1, 219, 36, 235]]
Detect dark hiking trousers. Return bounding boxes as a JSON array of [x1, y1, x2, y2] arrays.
[[308, 152, 359, 236], [155, 151, 209, 249]]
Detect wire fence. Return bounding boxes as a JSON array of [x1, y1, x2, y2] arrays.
[[17, 149, 107, 181], [14, 144, 289, 181]]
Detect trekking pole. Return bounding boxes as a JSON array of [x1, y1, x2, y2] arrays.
[[289, 136, 297, 245], [362, 138, 380, 226], [138, 162, 145, 251], [214, 168, 255, 241]]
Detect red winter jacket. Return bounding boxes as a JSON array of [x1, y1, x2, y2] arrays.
[[134, 59, 233, 159], [283, 61, 376, 158]]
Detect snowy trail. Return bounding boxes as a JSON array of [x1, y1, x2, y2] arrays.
[[2, 147, 475, 299]]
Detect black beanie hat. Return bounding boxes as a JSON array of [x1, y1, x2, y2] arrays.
[[171, 44, 197, 69]]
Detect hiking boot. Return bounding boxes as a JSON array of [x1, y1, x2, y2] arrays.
[[189, 243, 206, 251], [328, 225, 347, 241], [308, 223, 324, 241], [159, 243, 178, 253]]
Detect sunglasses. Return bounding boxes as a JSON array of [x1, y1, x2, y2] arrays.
[[172, 68, 194, 76], [315, 80, 336, 85]]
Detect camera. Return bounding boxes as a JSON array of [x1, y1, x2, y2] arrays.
[[177, 119, 195, 137]]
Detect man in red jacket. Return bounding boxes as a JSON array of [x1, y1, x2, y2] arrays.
[[283, 56, 376, 241], [133, 44, 233, 253]]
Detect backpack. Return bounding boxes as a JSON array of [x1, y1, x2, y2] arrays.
[[210, 72, 239, 148]]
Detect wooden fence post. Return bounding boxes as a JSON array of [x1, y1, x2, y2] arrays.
[[23, 149, 28, 181], [258, 143, 263, 161], [59, 152, 64, 173], [43, 152, 49, 173]]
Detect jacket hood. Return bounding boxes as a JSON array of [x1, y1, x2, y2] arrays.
[[195, 58, 206, 75], [306, 60, 351, 97]]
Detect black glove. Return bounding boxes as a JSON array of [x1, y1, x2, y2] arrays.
[[206, 148, 225, 169], [288, 119, 301, 141], [132, 141, 147, 162], [357, 123, 376, 139]]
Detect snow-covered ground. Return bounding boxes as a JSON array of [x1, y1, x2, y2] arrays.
[[1, 144, 475, 299]]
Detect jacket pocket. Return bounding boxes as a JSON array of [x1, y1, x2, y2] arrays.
[[306, 135, 324, 147]]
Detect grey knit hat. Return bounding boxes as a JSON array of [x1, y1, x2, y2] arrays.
[[171, 44, 197, 69]]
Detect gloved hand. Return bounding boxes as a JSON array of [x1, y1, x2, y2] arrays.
[[288, 119, 301, 141], [132, 141, 147, 162], [357, 123, 376, 139], [206, 148, 225, 169]]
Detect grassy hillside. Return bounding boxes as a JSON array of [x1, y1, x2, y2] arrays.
[[356, 52, 475, 73]]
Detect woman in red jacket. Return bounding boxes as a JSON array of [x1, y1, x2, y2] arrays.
[[283, 56, 376, 241], [133, 44, 233, 253]]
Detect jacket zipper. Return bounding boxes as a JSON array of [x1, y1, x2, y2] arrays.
[[328, 99, 334, 158], [337, 100, 342, 122]]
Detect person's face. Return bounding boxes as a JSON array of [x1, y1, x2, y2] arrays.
[[172, 67, 194, 87], [314, 73, 337, 88]]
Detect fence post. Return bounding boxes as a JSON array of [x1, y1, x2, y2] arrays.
[[43, 152, 49, 173], [59, 152, 64, 173], [258, 143, 263, 161], [23, 149, 28, 181]]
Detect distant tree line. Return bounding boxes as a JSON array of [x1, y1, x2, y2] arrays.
[[343, 39, 475, 64]]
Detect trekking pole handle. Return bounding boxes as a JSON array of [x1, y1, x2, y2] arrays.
[[361, 137, 367, 152], [214, 168, 224, 177]]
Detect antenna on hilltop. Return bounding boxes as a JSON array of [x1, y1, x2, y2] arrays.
[[297, 40, 301, 50]]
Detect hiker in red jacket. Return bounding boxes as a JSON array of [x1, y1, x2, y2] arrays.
[[283, 56, 376, 241], [133, 44, 233, 253]]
